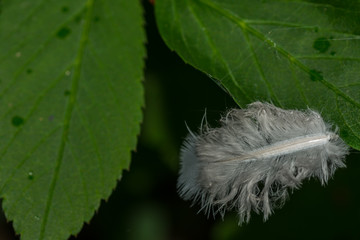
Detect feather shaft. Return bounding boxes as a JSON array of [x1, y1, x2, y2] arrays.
[[216, 133, 331, 163]]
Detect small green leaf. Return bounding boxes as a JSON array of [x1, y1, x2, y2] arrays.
[[0, 0, 145, 239], [155, 0, 360, 150]]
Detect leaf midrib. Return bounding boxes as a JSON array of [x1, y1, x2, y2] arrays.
[[196, 0, 360, 109], [39, 0, 94, 239]]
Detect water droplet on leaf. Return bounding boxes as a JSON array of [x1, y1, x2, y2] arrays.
[[309, 69, 324, 81], [57, 27, 71, 39], [11, 116, 24, 127], [28, 171, 34, 180], [61, 6, 69, 13], [313, 37, 331, 53]]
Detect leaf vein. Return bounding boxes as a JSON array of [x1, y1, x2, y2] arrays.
[[0, 6, 86, 98], [172, 0, 195, 63], [0, 126, 61, 193], [198, 0, 360, 109], [244, 20, 360, 37], [39, 0, 94, 238], [336, 97, 360, 142], [0, 0, 47, 59], [187, 1, 251, 102], [241, 27, 281, 106], [289, 62, 309, 105], [0, 65, 72, 160], [74, 106, 105, 195], [68, 144, 89, 214], [296, 56, 360, 62]]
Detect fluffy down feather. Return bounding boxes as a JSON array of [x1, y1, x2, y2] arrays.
[[177, 102, 349, 224]]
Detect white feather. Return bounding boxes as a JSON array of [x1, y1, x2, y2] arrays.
[[177, 102, 349, 224]]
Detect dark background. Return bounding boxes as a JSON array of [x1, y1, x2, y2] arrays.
[[1, 1, 359, 239]]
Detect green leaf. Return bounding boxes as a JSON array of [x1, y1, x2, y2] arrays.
[[155, 0, 360, 150], [0, 0, 145, 239]]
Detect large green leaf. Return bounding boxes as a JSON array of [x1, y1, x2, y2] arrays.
[[155, 0, 360, 150], [0, 0, 145, 239]]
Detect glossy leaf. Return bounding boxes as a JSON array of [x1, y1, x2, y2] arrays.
[[155, 0, 360, 150], [0, 0, 145, 239]]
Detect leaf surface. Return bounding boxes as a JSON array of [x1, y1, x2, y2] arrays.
[[156, 0, 360, 149], [0, 0, 145, 239]]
